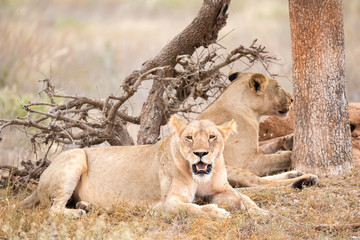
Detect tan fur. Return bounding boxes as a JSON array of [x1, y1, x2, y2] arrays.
[[198, 70, 318, 187], [22, 116, 265, 218]]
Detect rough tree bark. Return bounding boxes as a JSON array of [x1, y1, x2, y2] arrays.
[[123, 0, 231, 145], [289, 0, 353, 176]]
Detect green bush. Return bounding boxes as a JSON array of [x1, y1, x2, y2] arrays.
[[0, 86, 29, 119], [0, 86, 61, 119]]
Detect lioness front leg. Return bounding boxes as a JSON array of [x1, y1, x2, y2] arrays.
[[160, 174, 230, 219], [211, 186, 267, 216], [75, 201, 92, 213]]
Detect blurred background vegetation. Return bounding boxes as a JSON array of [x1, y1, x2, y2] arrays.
[[1, 0, 359, 164]]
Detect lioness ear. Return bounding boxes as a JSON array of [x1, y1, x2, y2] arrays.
[[218, 120, 237, 140], [169, 115, 187, 138], [249, 73, 268, 95], [228, 70, 240, 82]]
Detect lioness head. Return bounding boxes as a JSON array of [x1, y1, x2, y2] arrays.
[[228, 70, 293, 118], [170, 115, 236, 180]]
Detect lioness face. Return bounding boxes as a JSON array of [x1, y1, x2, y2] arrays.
[[264, 78, 293, 118], [228, 71, 293, 118], [180, 121, 224, 177], [170, 115, 236, 180]]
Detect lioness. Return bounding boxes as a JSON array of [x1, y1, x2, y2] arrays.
[[22, 116, 266, 218], [198, 70, 317, 186]]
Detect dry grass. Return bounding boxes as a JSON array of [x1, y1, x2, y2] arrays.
[[1, 165, 360, 239]]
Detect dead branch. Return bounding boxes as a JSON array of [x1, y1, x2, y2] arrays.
[[0, 141, 52, 193], [135, 0, 231, 145], [0, 68, 165, 190], [0, 67, 170, 149], [122, 0, 231, 91], [0, 159, 49, 193]]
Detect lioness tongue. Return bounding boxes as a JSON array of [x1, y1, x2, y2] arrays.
[[195, 162, 207, 170]]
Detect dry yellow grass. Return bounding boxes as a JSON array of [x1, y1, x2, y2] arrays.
[[1, 164, 359, 239]]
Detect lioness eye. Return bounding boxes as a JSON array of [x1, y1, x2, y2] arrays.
[[186, 136, 193, 141], [209, 135, 216, 140]]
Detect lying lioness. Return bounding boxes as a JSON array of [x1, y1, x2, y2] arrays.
[[22, 115, 264, 218], [199, 70, 318, 186]]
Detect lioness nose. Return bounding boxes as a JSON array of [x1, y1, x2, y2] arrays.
[[193, 152, 209, 158]]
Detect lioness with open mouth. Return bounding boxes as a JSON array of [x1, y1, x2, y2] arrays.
[[21, 115, 264, 218]]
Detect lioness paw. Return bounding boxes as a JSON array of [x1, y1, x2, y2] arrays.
[[50, 207, 87, 218], [281, 134, 294, 151], [71, 209, 87, 218], [201, 204, 230, 219], [75, 201, 92, 213], [248, 208, 269, 217], [291, 174, 318, 189], [288, 170, 303, 179], [247, 208, 272, 224]]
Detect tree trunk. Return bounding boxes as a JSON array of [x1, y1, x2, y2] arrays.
[[136, 80, 166, 144], [288, 0, 353, 176], [130, 0, 230, 145]]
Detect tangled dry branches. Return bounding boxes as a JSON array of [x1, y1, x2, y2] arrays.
[[0, 67, 174, 148], [0, 150, 51, 193], [0, 40, 277, 190], [161, 39, 278, 119]]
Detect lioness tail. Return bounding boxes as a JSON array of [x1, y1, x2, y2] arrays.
[[21, 189, 40, 208]]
